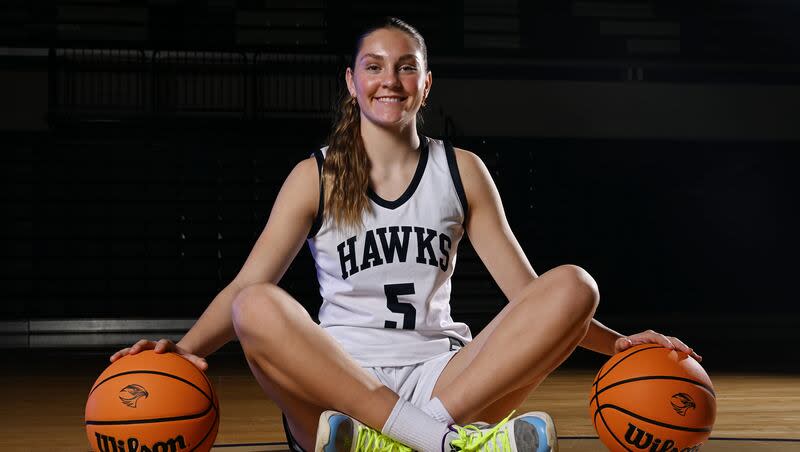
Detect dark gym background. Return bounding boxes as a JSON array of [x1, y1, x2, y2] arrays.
[[2, 1, 799, 374]]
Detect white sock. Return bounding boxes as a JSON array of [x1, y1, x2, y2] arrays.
[[383, 398, 451, 452], [422, 397, 455, 425]]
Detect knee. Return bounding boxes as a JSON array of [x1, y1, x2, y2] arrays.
[[548, 264, 600, 320], [231, 283, 287, 335]]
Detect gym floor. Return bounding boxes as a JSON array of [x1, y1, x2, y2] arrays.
[[4, 351, 798, 451]]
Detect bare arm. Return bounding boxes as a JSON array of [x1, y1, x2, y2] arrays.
[[457, 150, 621, 355], [456, 148, 538, 303], [112, 155, 321, 366], [580, 319, 625, 355], [178, 156, 320, 357], [456, 149, 701, 360]]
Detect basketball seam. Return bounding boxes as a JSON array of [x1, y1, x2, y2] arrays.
[[89, 370, 213, 404], [595, 403, 713, 433], [594, 381, 635, 452], [589, 375, 717, 407], [193, 356, 219, 452], [593, 345, 663, 386], [85, 403, 214, 425], [592, 345, 663, 452], [198, 366, 220, 413], [593, 410, 636, 452], [190, 405, 218, 452]]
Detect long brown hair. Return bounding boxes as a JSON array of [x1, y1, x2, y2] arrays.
[[322, 17, 428, 230]]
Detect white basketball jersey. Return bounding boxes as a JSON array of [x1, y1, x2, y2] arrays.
[[307, 136, 473, 367]]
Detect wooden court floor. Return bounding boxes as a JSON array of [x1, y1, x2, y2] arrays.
[[2, 351, 798, 451]]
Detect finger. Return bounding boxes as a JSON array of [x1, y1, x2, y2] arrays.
[[668, 337, 703, 362], [110, 348, 130, 362], [669, 337, 693, 355], [658, 334, 676, 349], [629, 330, 674, 349], [154, 339, 173, 353], [193, 356, 209, 371], [130, 339, 151, 355], [646, 330, 675, 349], [615, 336, 633, 353]]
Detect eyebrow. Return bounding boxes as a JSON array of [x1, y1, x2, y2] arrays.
[[360, 53, 420, 62]]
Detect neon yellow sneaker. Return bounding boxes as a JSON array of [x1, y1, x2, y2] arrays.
[[315, 411, 413, 452], [446, 411, 558, 452]]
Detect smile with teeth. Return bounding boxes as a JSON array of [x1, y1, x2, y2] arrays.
[[375, 96, 406, 103]]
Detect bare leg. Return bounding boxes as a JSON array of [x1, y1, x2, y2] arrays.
[[431, 265, 599, 424], [231, 283, 400, 450]]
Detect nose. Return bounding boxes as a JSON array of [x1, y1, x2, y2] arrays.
[[380, 69, 401, 88]]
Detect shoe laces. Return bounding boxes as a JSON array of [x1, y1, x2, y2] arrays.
[[450, 411, 515, 452], [355, 425, 413, 452]]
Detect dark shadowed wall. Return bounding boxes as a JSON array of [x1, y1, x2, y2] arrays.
[[1, 1, 798, 371]]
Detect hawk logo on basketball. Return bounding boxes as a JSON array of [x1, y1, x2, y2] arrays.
[[670, 393, 696, 416], [119, 384, 149, 408]]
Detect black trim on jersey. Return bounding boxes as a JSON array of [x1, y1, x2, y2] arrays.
[[449, 337, 465, 351], [444, 140, 469, 223], [307, 149, 325, 238], [367, 135, 429, 210]]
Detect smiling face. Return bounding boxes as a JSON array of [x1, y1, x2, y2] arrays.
[[346, 27, 432, 130]]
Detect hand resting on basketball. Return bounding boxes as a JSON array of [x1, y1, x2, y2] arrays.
[[110, 338, 209, 371], [613, 329, 702, 362]]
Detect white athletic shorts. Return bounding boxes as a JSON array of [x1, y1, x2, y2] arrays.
[[362, 350, 459, 408], [282, 349, 461, 452]]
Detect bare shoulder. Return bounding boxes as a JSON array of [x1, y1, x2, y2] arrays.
[[230, 154, 321, 287], [288, 154, 320, 183], [453, 146, 483, 170], [453, 147, 493, 193], [279, 155, 321, 216]]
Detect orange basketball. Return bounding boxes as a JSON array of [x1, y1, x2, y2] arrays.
[[589, 344, 716, 452], [85, 350, 219, 452]]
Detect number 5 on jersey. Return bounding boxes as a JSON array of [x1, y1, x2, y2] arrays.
[[384, 283, 416, 330]]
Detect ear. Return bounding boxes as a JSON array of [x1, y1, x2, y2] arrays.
[[345, 67, 356, 98], [424, 70, 432, 100]]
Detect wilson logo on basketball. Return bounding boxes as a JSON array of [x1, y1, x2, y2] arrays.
[[670, 393, 697, 416], [119, 384, 149, 408], [624, 423, 701, 452], [95, 432, 187, 452]]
